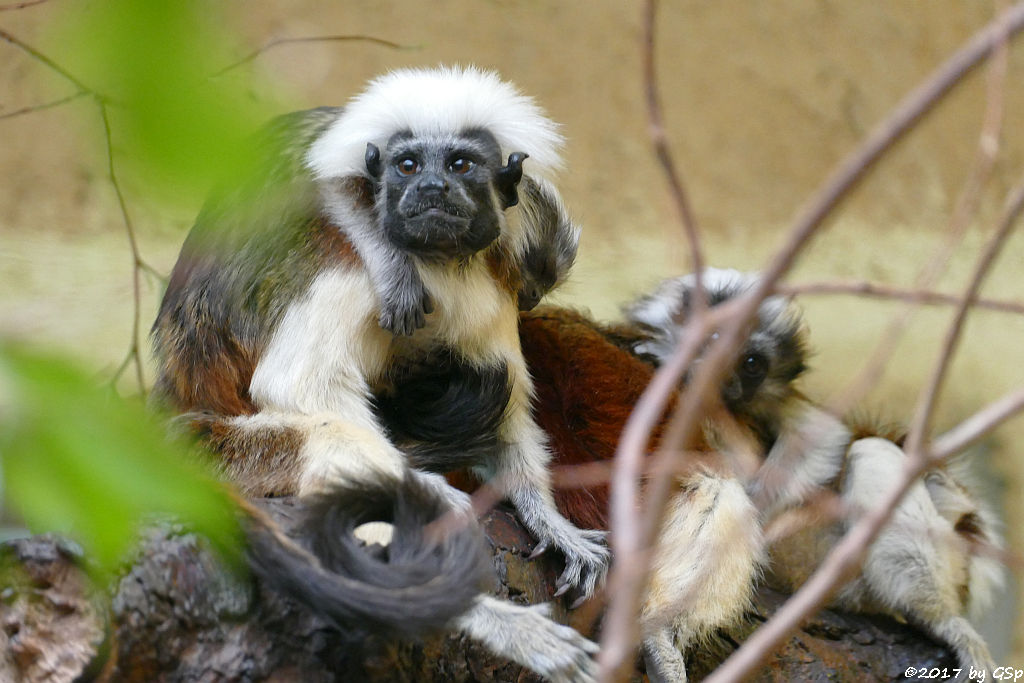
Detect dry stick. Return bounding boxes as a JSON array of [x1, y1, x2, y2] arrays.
[[552, 447, 745, 491], [706, 176, 1024, 683], [601, 4, 1024, 680], [778, 280, 1024, 316], [905, 177, 1024, 456], [600, 304, 727, 679], [0, 27, 152, 391], [98, 103, 145, 394], [0, 90, 89, 120], [0, 27, 95, 93], [597, 2, 711, 674], [0, 0, 50, 10], [828, 4, 1010, 416], [214, 35, 416, 76], [641, 0, 705, 293], [931, 385, 1024, 460]]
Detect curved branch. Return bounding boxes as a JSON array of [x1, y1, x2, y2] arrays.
[[708, 172, 1024, 683], [777, 280, 1024, 316], [641, 0, 704, 285], [904, 176, 1024, 455], [213, 35, 417, 76], [98, 103, 145, 394], [0, 91, 90, 120], [604, 3, 1024, 680], [0, 27, 97, 95], [0, 0, 51, 10], [829, 2, 1010, 414]]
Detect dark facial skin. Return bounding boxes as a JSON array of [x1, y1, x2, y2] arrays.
[[366, 129, 526, 260], [723, 348, 771, 411]]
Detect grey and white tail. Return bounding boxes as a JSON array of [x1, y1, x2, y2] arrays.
[[242, 472, 490, 639]]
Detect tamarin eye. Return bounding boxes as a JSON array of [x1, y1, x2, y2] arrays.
[[448, 158, 475, 174], [397, 158, 421, 175], [740, 353, 769, 380]]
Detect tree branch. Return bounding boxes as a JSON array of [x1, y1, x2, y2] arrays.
[[778, 280, 1024, 316], [904, 175, 1024, 456], [603, 3, 1024, 680], [705, 171, 1024, 683], [828, 1, 1011, 414], [641, 0, 704, 288], [98, 103, 146, 394], [213, 35, 417, 76], [0, 91, 89, 120], [0, 0, 51, 10]]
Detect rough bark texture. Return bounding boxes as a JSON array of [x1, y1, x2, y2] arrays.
[[0, 499, 955, 682]]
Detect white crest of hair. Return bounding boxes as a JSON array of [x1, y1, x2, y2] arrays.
[[305, 64, 565, 181], [625, 267, 799, 360]]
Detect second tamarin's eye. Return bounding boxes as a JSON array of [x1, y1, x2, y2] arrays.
[[740, 353, 769, 381], [448, 158, 475, 174], [397, 157, 421, 175]]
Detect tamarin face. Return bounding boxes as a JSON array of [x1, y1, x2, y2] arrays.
[[625, 268, 808, 430], [365, 129, 526, 260]]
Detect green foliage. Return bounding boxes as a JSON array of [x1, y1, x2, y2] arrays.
[[0, 344, 241, 576], [51, 0, 281, 206]]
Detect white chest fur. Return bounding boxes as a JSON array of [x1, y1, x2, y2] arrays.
[[249, 258, 524, 422]]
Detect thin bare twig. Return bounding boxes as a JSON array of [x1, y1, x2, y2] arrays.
[[706, 172, 1024, 683], [214, 35, 416, 76], [600, 302, 728, 679], [0, 27, 154, 391], [904, 176, 1024, 456], [598, 2, 711, 674], [552, 447, 739, 490], [603, 3, 1024, 680], [0, 0, 51, 12], [642, 0, 704, 287], [2, 27, 167, 392], [931, 386, 1024, 460], [0, 90, 90, 120], [98, 103, 146, 394], [0, 27, 96, 94], [829, 1, 1010, 414], [778, 280, 1024, 316]]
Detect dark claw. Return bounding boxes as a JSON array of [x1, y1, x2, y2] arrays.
[[528, 539, 551, 560], [422, 294, 434, 315]]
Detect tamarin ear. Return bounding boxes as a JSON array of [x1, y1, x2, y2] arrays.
[[365, 142, 383, 179], [496, 152, 528, 209]]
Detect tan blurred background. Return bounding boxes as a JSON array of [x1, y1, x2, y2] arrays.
[[2, 0, 1023, 665]]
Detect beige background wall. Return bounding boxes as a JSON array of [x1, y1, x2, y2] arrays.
[[2, 0, 1022, 664]]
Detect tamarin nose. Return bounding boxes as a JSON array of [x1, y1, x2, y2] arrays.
[[419, 175, 449, 195]]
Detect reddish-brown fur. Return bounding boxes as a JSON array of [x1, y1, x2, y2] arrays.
[[310, 213, 361, 268], [449, 307, 722, 530], [520, 308, 672, 529], [485, 243, 523, 300]]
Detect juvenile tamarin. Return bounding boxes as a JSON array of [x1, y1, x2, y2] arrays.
[[519, 292, 775, 683], [416, 265, 1003, 680], [152, 66, 603, 682], [624, 268, 1003, 679]]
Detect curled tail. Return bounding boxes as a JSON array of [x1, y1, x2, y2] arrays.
[[240, 472, 490, 639]]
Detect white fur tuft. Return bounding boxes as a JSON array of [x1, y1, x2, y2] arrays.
[[624, 267, 803, 363], [306, 65, 564, 181]]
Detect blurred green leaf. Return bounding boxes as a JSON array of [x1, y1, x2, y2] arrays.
[[0, 344, 242, 576], [51, 0, 281, 206]]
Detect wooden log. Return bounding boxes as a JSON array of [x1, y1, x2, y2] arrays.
[[0, 499, 955, 682]]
